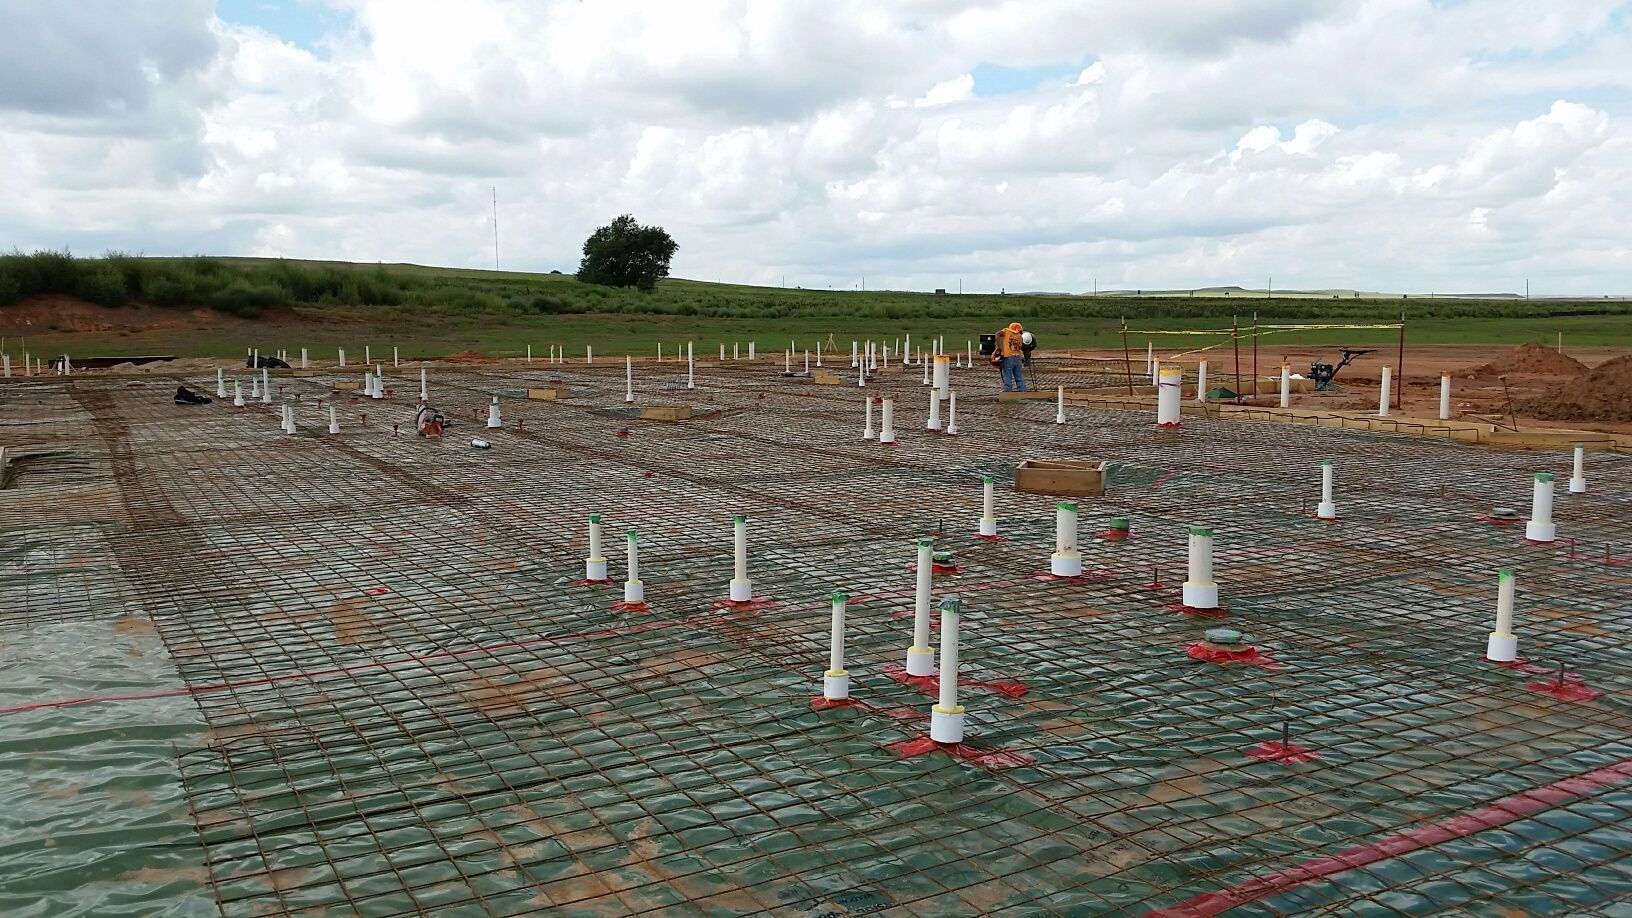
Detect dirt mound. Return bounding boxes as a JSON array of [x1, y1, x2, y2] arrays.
[[1520, 354, 1632, 422], [1468, 342, 1588, 377], [441, 349, 491, 362]]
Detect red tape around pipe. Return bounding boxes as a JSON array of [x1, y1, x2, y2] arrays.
[[1525, 675, 1602, 702], [1246, 741, 1320, 764], [908, 562, 964, 575], [889, 736, 1035, 769], [710, 597, 781, 612], [882, 662, 1028, 698], [1164, 602, 1229, 619], [1186, 642, 1280, 670], [1486, 657, 1551, 675], [1143, 759, 1632, 918]]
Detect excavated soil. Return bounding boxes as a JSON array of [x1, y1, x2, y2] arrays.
[[1520, 354, 1632, 422], [1467, 342, 1588, 377]]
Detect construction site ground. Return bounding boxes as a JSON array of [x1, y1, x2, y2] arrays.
[[1, 354, 1628, 916]]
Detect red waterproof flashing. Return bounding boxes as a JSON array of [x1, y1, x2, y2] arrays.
[[1186, 642, 1280, 670], [1525, 676, 1602, 702], [1164, 602, 1229, 619], [711, 598, 781, 612], [1246, 740, 1320, 764], [973, 534, 1009, 542], [1098, 530, 1135, 540], [569, 578, 616, 587], [908, 562, 964, 575], [888, 736, 1035, 769], [611, 600, 652, 613], [1143, 759, 1632, 918], [1485, 657, 1550, 675], [362, 587, 389, 596], [882, 663, 1027, 698]]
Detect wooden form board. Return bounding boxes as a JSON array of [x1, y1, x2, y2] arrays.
[[637, 406, 693, 422], [1014, 459, 1108, 497]]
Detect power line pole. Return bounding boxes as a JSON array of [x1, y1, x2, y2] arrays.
[[491, 187, 499, 271]]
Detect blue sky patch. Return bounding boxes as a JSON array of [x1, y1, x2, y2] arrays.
[[215, 0, 350, 52], [971, 61, 1085, 96]]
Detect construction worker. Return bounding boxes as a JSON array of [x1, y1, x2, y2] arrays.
[[995, 321, 1028, 392]]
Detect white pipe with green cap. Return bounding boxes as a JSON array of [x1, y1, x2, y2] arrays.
[[1183, 525, 1218, 609], [824, 592, 850, 700], [1486, 568, 1518, 662], [1526, 472, 1556, 542]]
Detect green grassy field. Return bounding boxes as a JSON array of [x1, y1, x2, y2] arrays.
[[26, 311, 1631, 362], [3, 252, 1629, 357]]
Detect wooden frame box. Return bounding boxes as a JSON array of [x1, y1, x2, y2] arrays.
[[1013, 459, 1107, 497]]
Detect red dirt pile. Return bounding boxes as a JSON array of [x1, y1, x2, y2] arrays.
[[1468, 342, 1588, 377], [1520, 354, 1632, 422]]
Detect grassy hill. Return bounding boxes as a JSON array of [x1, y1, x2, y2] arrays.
[[2, 250, 1629, 357]]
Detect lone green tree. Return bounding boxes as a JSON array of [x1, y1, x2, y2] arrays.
[[576, 214, 677, 291]]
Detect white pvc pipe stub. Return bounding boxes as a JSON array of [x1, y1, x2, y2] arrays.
[[1316, 459, 1337, 520], [1050, 501, 1082, 577], [905, 646, 935, 678], [1568, 443, 1587, 493], [1525, 472, 1556, 543], [930, 706, 966, 744], [1182, 526, 1219, 609], [1485, 567, 1518, 662], [585, 513, 608, 581]]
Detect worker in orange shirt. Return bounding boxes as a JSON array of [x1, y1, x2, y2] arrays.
[[995, 321, 1028, 392]]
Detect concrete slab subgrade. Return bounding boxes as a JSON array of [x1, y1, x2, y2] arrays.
[[3, 355, 1628, 918]]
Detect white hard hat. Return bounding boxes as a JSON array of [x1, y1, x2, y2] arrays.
[[1021, 331, 1035, 346]]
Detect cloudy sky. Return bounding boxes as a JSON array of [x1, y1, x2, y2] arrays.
[[2, 0, 1629, 294]]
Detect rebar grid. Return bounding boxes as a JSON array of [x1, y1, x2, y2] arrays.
[[2, 355, 1628, 917]]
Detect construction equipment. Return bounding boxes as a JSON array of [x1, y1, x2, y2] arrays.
[[1309, 348, 1375, 390]]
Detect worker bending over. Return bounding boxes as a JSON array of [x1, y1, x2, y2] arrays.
[[995, 321, 1028, 392]]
